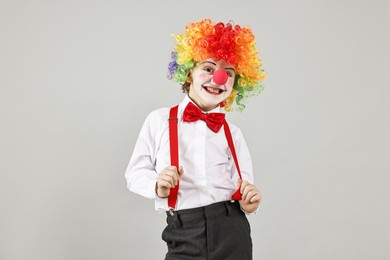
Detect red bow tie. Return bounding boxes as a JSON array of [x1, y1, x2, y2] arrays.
[[183, 102, 225, 133]]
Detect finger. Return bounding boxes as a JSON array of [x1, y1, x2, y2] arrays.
[[166, 165, 178, 173], [242, 184, 257, 200], [249, 194, 261, 203], [158, 174, 174, 186], [240, 180, 249, 194], [163, 169, 179, 186], [160, 173, 176, 187], [167, 166, 181, 184], [250, 190, 262, 203], [244, 189, 257, 203], [158, 179, 173, 190], [242, 185, 254, 202]]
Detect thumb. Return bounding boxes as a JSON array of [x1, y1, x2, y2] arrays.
[[237, 178, 243, 190], [178, 166, 184, 178]]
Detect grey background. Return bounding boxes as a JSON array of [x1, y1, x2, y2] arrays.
[[1, 0, 389, 259]]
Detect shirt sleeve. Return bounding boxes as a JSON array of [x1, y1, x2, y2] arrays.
[[231, 126, 260, 215], [231, 126, 254, 184], [124, 110, 166, 200]]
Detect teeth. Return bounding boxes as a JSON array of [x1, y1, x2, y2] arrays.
[[206, 87, 220, 94]]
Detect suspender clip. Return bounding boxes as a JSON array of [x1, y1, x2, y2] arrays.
[[168, 208, 175, 216]]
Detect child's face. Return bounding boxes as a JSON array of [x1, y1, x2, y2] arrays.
[[188, 58, 235, 111]]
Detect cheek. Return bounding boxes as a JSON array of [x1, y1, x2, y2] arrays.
[[226, 78, 234, 88], [198, 72, 208, 81]]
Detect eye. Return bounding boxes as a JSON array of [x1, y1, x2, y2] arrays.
[[203, 66, 214, 74], [226, 71, 235, 77]]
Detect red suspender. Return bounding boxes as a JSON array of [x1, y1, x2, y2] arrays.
[[167, 105, 242, 209], [168, 105, 179, 209], [224, 121, 243, 201]]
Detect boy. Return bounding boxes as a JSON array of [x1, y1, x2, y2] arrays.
[[125, 19, 266, 260]]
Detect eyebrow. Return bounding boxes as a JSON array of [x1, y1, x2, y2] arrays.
[[200, 61, 236, 72]]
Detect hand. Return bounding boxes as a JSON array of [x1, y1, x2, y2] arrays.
[[156, 166, 184, 198], [237, 179, 262, 213]]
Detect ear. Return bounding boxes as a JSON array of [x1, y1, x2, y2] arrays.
[[185, 71, 192, 83]]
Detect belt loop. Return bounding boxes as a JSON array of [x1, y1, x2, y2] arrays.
[[224, 201, 232, 216]]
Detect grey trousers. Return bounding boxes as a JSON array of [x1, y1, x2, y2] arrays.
[[162, 200, 253, 260]]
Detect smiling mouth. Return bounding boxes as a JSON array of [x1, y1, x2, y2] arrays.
[[203, 86, 225, 95]]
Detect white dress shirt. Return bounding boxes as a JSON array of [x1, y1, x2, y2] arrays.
[[125, 95, 254, 212]]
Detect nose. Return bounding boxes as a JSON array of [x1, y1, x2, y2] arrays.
[[213, 69, 228, 85]]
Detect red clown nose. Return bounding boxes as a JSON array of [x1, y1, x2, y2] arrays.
[[213, 69, 228, 85]]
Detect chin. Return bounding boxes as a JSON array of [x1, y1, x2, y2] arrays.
[[202, 97, 224, 108]]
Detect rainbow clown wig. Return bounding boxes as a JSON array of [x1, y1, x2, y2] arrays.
[[167, 19, 266, 112]]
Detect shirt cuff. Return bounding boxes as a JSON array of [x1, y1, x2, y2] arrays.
[[155, 193, 168, 213], [240, 205, 259, 215]]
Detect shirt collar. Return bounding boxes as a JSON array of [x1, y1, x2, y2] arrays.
[[180, 95, 222, 115]]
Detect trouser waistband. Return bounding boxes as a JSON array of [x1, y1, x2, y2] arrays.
[[166, 200, 241, 225]]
